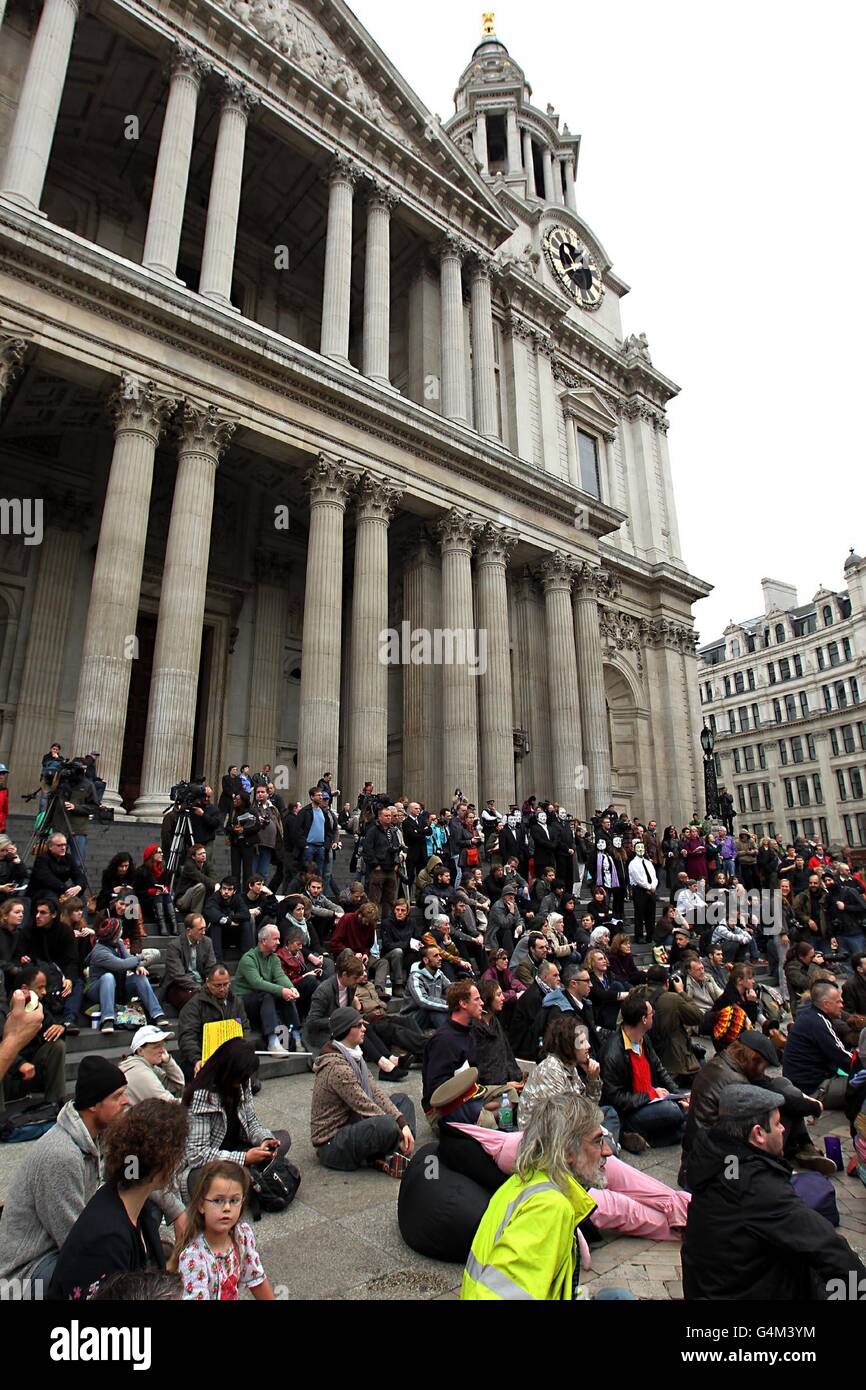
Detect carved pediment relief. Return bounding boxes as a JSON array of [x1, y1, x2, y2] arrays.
[[561, 386, 619, 437]]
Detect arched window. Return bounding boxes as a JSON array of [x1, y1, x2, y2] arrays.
[[774, 623, 785, 644], [822, 605, 833, 627]]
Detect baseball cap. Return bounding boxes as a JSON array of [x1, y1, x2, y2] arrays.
[[130, 1024, 174, 1052]]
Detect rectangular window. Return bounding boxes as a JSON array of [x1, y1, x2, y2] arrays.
[[784, 695, 797, 721], [813, 773, 823, 804], [744, 746, 756, 772], [828, 642, 840, 667], [791, 736, 804, 763], [735, 671, 745, 695], [749, 783, 761, 812], [819, 817, 828, 842], [852, 678, 861, 705], [709, 714, 717, 735], [806, 735, 816, 760], [747, 669, 755, 691], [858, 722, 866, 752], [837, 769, 848, 801], [799, 692, 809, 718], [794, 654, 803, 678], [789, 819, 798, 840], [739, 706, 750, 732], [823, 685, 833, 711], [737, 785, 746, 813], [729, 711, 737, 733], [830, 728, 840, 755], [747, 634, 756, 653], [773, 699, 782, 724], [843, 815, 854, 845], [817, 648, 826, 670], [733, 748, 741, 774], [752, 703, 761, 728], [784, 778, 795, 809], [577, 430, 601, 499], [802, 817, 815, 838], [768, 662, 776, 685], [763, 782, 772, 810], [779, 657, 791, 681], [835, 681, 848, 709], [796, 775, 810, 807], [758, 743, 767, 769], [714, 753, 722, 777], [724, 676, 732, 697], [856, 813, 866, 846], [842, 725, 856, 754], [778, 738, 788, 765], [768, 821, 777, 838], [851, 767, 864, 800], [843, 638, 852, 662], [705, 682, 713, 702]]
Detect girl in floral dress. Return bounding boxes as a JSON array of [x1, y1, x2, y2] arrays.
[[169, 1160, 274, 1300]]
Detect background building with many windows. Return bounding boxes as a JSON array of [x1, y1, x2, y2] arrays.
[[698, 551, 866, 848]]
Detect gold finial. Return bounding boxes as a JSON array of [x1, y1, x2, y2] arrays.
[[482, 12, 496, 37]]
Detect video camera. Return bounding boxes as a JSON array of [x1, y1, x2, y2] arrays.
[[170, 778, 207, 807]]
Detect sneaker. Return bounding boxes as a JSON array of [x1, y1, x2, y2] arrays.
[[63, 1021, 80, 1036], [620, 1131, 650, 1154], [99, 1020, 115, 1034], [794, 1149, 838, 1177], [267, 1040, 290, 1056], [372, 1151, 408, 1179], [151, 1016, 170, 1027]]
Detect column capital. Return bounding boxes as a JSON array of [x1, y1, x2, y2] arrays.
[[468, 250, 495, 281], [176, 400, 237, 461], [575, 561, 620, 602], [436, 231, 471, 263], [219, 76, 258, 116], [0, 335, 29, 394], [531, 327, 555, 358], [476, 522, 519, 567], [435, 508, 481, 554], [305, 452, 357, 507], [109, 374, 178, 438], [502, 312, 534, 343], [537, 550, 577, 593], [364, 178, 400, 213], [329, 152, 362, 186], [355, 471, 403, 524], [167, 40, 209, 84]]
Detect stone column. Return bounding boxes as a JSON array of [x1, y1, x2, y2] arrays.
[[142, 44, 207, 281], [476, 524, 517, 808], [198, 79, 256, 308], [8, 521, 80, 802], [474, 111, 489, 173], [133, 403, 236, 818], [538, 551, 585, 814], [438, 234, 468, 424], [522, 129, 535, 192], [246, 560, 289, 776], [72, 376, 178, 811], [542, 147, 556, 203], [436, 510, 480, 808], [407, 256, 441, 412], [295, 455, 355, 798], [362, 183, 398, 386], [346, 473, 402, 797], [402, 534, 442, 808], [506, 108, 522, 174], [573, 563, 613, 814], [564, 157, 577, 211], [321, 155, 359, 365], [0, 0, 79, 212], [0, 335, 27, 415], [469, 254, 498, 439]]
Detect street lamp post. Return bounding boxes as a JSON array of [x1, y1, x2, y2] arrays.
[[700, 723, 720, 821]]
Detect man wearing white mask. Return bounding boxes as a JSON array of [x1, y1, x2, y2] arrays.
[[554, 809, 577, 891], [628, 842, 659, 944], [499, 813, 528, 875], [531, 809, 556, 875]]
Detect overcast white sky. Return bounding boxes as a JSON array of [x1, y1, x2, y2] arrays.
[[350, 0, 865, 640]]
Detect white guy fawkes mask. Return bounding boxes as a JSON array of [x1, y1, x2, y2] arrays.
[[508, 814, 520, 828], [559, 808, 568, 820], [597, 839, 607, 851], [613, 836, 622, 848], [634, 843, 645, 856]]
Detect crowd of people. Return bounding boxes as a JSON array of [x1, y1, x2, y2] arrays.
[[0, 755, 864, 1301]]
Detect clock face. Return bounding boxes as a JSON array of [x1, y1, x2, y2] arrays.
[[543, 226, 604, 309]]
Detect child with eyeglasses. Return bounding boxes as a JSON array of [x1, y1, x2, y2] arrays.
[[169, 1160, 274, 1300]]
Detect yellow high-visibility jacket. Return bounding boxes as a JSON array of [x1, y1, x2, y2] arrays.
[[461, 1167, 596, 1301]]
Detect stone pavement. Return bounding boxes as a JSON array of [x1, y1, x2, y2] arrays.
[[0, 1062, 863, 1301]]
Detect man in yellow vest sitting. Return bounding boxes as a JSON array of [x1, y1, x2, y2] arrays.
[[462, 1093, 637, 1301]]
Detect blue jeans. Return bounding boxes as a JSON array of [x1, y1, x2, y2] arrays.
[[85, 971, 163, 1023], [70, 835, 87, 872], [63, 978, 84, 1026], [252, 847, 273, 878], [304, 844, 325, 874], [626, 1098, 687, 1147], [837, 932, 865, 959]]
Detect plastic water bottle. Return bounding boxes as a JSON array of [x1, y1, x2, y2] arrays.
[[498, 1091, 514, 1132]]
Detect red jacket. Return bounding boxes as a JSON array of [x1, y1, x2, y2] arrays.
[[330, 911, 375, 956], [0, 787, 7, 833]]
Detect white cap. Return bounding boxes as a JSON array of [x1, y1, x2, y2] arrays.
[[130, 1024, 173, 1052]]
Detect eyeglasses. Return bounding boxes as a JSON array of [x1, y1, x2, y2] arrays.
[[203, 1196, 243, 1209]]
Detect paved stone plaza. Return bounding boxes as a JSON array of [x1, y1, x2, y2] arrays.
[[2, 1064, 863, 1302]]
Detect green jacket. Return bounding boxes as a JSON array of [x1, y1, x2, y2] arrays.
[[461, 1168, 596, 1301], [233, 946, 287, 999]]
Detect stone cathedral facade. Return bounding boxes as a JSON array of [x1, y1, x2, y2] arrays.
[[0, 3, 709, 821]]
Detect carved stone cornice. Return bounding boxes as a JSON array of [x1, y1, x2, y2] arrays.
[[109, 373, 178, 440], [537, 550, 577, 592], [531, 328, 555, 359], [435, 509, 481, 554], [176, 401, 237, 461], [502, 312, 535, 342], [476, 522, 519, 567], [354, 471, 403, 524], [618, 397, 669, 433], [0, 335, 29, 396], [305, 452, 357, 507], [641, 617, 698, 653], [598, 604, 644, 674]]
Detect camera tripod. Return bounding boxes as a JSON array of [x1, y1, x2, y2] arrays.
[[23, 788, 91, 895], [164, 802, 196, 895]]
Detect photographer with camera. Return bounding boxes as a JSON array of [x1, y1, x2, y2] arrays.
[[162, 780, 221, 858], [56, 758, 101, 875], [38, 742, 64, 812], [641, 964, 705, 1089]]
